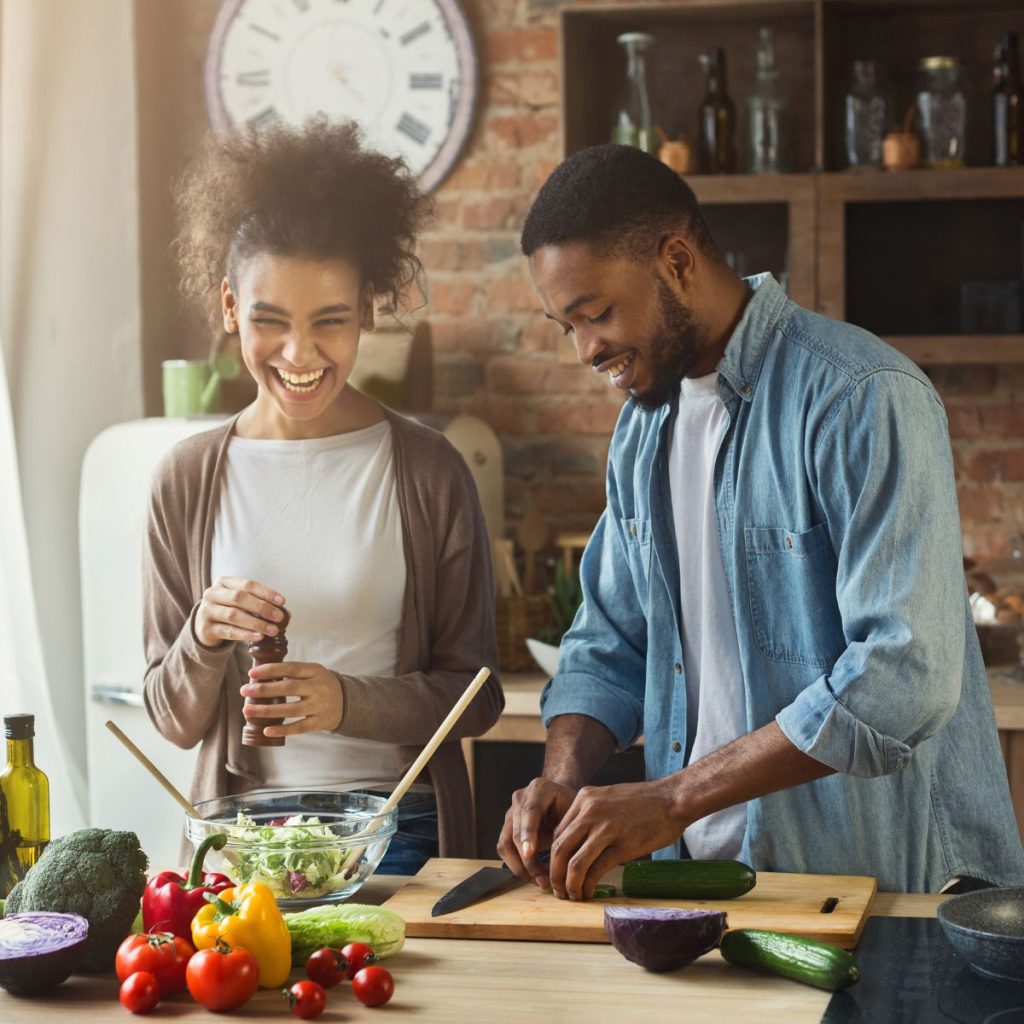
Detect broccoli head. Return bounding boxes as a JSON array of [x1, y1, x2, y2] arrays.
[[4, 827, 148, 970]]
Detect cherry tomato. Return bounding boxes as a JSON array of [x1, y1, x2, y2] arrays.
[[284, 979, 327, 1019], [305, 946, 346, 988], [352, 965, 395, 1008], [116, 932, 194, 994], [119, 971, 160, 1015], [185, 940, 259, 1012], [341, 941, 376, 979]]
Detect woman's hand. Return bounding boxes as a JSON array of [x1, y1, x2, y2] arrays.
[[241, 662, 344, 736], [194, 577, 286, 647]]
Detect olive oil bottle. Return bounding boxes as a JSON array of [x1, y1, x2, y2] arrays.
[[0, 714, 50, 895]]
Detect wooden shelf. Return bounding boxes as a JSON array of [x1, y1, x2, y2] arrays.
[[885, 335, 1024, 365], [820, 167, 1024, 203], [688, 173, 815, 204]]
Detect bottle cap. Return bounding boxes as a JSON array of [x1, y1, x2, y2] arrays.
[[4, 714, 35, 739]]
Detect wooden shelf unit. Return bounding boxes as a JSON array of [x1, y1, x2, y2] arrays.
[[560, 1, 1024, 366]]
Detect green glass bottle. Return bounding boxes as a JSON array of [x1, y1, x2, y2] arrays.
[[0, 714, 50, 895]]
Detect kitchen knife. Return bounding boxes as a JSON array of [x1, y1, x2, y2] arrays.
[[430, 852, 550, 917]]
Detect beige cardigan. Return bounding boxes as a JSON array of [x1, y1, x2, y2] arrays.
[[142, 408, 503, 857]]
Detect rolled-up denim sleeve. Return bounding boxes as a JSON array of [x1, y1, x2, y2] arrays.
[[776, 369, 965, 777], [541, 460, 648, 749]]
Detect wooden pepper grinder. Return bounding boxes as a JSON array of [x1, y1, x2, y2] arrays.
[[242, 608, 290, 748]]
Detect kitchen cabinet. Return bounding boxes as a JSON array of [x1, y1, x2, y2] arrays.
[[471, 671, 1024, 849], [561, 0, 1024, 366]]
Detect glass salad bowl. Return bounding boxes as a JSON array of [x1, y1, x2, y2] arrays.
[[185, 789, 398, 909]]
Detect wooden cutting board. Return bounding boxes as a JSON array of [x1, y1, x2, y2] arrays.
[[382, 859, 877, 949]]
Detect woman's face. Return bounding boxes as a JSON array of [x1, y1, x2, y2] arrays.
[[222, 253, 373, 437]]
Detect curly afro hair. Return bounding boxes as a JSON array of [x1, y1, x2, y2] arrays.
[[520, 144, 719, 263], [174, 115, 430, 335]]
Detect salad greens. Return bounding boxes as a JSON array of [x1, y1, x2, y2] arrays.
[[228, 813, 351, 900]]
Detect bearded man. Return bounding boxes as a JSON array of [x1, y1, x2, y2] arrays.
[[497, 144, 1024, 896]]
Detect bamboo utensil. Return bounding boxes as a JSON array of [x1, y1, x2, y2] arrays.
[[342, 666, 492, 876], [105, 720, 201, 817]]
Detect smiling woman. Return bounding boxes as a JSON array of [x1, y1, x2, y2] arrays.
[[141, 119, 503, 872]]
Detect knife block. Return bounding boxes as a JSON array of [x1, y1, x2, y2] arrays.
[[242, 608, 290, 748]]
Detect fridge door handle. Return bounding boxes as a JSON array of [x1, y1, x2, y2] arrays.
[[91, 685, 145, 708]]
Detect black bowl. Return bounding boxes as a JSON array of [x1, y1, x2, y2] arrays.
[[938, 886, 1024, 985]]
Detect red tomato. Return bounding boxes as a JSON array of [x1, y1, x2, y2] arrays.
[[284, 979, 327, 1019], [341, 941, 376, 979], [305, 947, 345, 988], [185, 941, 259, 1012], [116, 932, 194, 994], [352, 965, 394, 1008], [119, 971, 160, 1015]]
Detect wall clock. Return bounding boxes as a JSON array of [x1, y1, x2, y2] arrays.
[[205, 0, 479, 192]]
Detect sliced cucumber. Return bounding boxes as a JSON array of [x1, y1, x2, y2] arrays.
[[720, 928, 860, 991], [622, 859, 757, 900]]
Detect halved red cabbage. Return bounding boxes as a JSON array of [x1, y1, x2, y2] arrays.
[[604, 906, 727, 972], [0, 912, 89, 994]]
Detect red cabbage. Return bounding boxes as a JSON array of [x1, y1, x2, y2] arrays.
[[0, 912, 89, 994], [604, 906, 727, 972]]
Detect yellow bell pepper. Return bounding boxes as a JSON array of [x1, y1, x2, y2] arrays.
[[191, 881, 292, 988]]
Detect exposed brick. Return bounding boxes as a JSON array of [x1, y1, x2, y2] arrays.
[[485, 28, 559, 65], [484, 237, 521, 265], [520, 317, 564, 354], [484, 278, 538, 313], [434, 358, 485, 398], [427, 279, 477, 316], [537, 399, 623, 435], [417, 239, 486, 273], [944, 403, 982, 439], [956, 484, 1007, 524], [430, 319, 499, 355], [463, 196, 529, 231], [965, 448, 1024, 483], [442, 156, 522, 191], [533, 481, 608, 517], [487, 112, 560, 149], [463, 396, 532, 435], [504, 439, 602, 479], [979, 402, 1024, 438], [490, 69, 561, 109]]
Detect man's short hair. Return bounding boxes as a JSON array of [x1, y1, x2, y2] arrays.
[[520, 144, 719, 263]]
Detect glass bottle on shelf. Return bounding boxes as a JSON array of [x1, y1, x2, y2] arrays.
[[0, 714, 50, 896], [843, 60, 890, 169], [698, 47, 736, 174], [611, 32, 658, 155], [915, 56, 969, 168], [993, 31, 1023, 167], [747, 27, 788, 174]]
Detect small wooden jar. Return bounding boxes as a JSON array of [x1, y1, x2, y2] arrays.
[[883, 131, 920, 171]]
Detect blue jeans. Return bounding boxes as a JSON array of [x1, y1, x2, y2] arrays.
[[374, 791, 438, 876]]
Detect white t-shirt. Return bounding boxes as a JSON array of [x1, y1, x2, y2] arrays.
[[210, 421, 409, 791], [668, 372, 748, 860]]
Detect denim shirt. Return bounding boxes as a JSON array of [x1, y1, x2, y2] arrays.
[[542, 273, 1024, 892]]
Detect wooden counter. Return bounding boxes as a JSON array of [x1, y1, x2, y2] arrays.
[[0, 878, 947, 1024]]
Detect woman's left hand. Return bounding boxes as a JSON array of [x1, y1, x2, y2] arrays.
[[241, 662, 344, 736]]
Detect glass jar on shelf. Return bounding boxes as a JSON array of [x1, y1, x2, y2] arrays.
[[747, 26, 788, 174], [611, 32, 658, 155], [842, 59, 890, 169], [915, 56, 969, 168]]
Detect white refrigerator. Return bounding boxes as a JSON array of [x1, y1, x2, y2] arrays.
[[80, 417, 225, 868]]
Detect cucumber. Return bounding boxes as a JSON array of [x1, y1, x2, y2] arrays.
[[720, 928, 860, 991], [622, 859, 756, 899]]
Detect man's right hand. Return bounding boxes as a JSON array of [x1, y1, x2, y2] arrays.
[[497, 777, 577, 888], [194, 576, 287, 648]]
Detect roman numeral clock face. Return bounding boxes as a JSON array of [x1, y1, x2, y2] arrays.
[[205, 0, 478, 192]]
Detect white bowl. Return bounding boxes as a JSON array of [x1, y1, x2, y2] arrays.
[[526, 638, 561, 677]]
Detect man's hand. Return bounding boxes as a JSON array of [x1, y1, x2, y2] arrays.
[[496, 778, 577, 888], [548, 776, 688, 900], [241, 662, 344, 736]]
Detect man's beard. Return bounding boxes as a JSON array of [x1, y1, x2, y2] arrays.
[[630, 278, 708, 412]]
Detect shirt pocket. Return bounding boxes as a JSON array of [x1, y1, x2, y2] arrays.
[[744, 521, 844, 668], [620, 516, 652, 590]]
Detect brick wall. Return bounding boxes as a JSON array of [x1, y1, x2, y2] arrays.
[[428, 1, 1019, 565]]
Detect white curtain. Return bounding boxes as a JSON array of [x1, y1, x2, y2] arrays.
[[0, 349, 85, 831], [0, 0, 143, 834]]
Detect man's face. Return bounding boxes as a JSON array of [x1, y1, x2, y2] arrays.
[[528, 241, 708, 411]]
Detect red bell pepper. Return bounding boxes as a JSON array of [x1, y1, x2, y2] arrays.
[[142, 833, 233, 940]]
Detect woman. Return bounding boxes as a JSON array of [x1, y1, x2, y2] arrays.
[[143, 118, 502, 873]]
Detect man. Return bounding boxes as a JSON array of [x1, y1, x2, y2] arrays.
[[497, 144, 1024, 897]]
